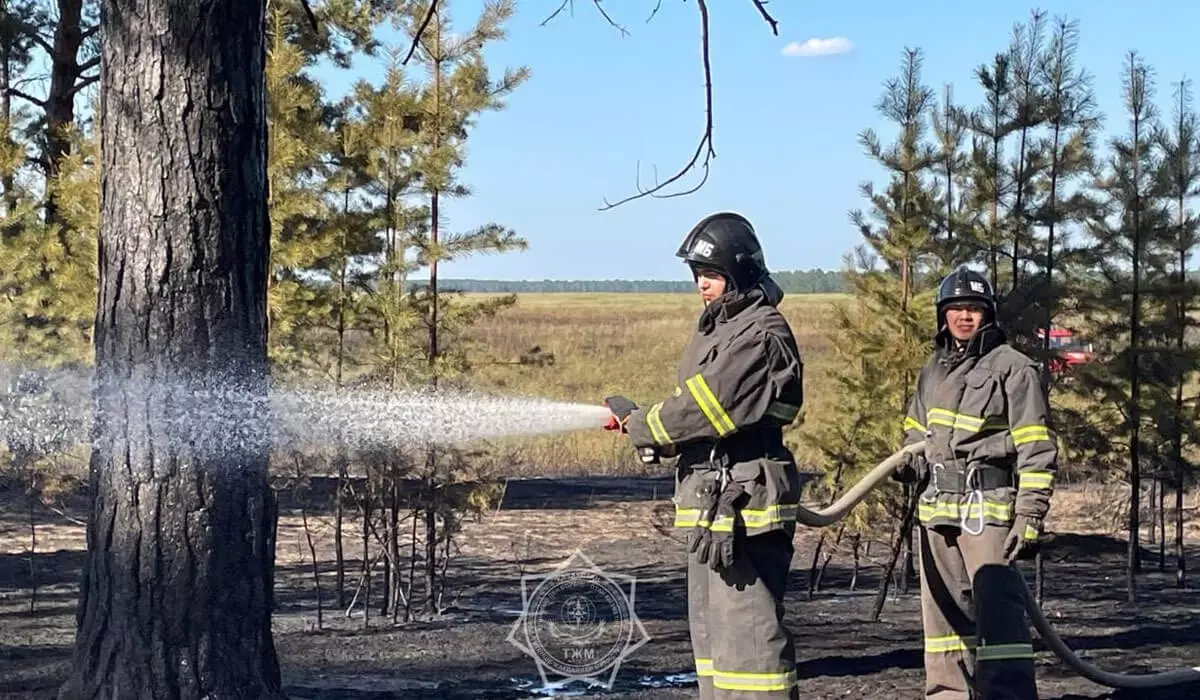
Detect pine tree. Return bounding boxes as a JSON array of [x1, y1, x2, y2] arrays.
[[60, 0, 285, 694], [1027, 14, 1098, 366], [5, 0, 99, 229], [1002, 10, 1049, 293], [846, 46, 941, 606], [929, 83, 973, 267], [0, 0, 46, 216], [964, 53, 1018, 283], [1152, 76, 1200, 588], [349, 49, 428, 389], [0, 119, 97, 369], [265, 1, 388, 377], [398, 0, 530, 619], [1076, 51, 1173, 602]]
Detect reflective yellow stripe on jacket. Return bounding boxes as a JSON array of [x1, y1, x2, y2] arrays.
[[682, 373, 801, 435], [926, 407, 1007, 434], [674, 504, 799, 530], [900, 412, 1056, 443], [685, 373, 735, 436], [645, 402, 672, 445], [917, 499, 1013, 522]]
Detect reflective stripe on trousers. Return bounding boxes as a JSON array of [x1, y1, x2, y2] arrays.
[[694, 659, 797, 691]]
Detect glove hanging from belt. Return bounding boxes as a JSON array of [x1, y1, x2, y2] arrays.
[[690, 476, 748, 572], [688, 479, 720, 562]]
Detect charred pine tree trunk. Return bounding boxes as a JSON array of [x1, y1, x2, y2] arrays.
[[334, 452, 347, 608], [59, 2, 283, 698]]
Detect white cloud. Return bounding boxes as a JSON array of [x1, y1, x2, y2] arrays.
[[782, 37, 854, 58]]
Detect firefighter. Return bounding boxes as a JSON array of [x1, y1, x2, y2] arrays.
[[604, 211, 806, 700], [895, 265, 1057, 700]]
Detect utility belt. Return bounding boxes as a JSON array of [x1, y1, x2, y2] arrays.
[[929, 462, 1013, 494], [678, 425, 787, 471]]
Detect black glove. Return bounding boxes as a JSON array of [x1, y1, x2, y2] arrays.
[[603, 395, 638, 431], [688, 480, 720, 562], [1002, 514, 1044, 563], [892, 449, 927, 484], [705, 481, 747, 572]]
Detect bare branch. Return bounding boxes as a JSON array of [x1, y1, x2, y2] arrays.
[[599, 0, 783, 208], [402, 0, 440, 65], [598, 0, 717, 209], [540, 0, 573, 27], [70, 74, 99, 97], [645, 0, 664, 24], [542, 0, 627, 36], [7, 87, 46, 108], [299, 0, 320, 34], [591, 1, 629, 37], [751, 1, 779, 35], [81, 24, 100, 42]]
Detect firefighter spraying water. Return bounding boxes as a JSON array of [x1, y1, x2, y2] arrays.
[[601, 218, 1200, 698], [605, 211, 808, 699]]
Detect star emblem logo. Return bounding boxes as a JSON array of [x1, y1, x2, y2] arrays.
[[506, 549, 651, 690]]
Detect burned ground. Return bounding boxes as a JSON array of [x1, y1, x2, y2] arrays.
[[1, 478, 1198, 700]]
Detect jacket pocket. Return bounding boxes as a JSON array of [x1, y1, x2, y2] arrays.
[[731, 457, 800, 537], [958, 369, 1005, 428]]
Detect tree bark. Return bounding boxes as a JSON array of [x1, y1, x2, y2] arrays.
[[59, 1, 283, 698]]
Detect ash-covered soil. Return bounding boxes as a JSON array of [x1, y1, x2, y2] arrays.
[[1, 476, 1198, 700]]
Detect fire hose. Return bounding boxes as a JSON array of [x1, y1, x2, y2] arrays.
[[796, 440, 1200, 690]]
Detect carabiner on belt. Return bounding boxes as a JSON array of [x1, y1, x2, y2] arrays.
[[960, 465, 985, 535]]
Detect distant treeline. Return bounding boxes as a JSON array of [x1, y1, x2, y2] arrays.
[[409, 268, 848, 294]]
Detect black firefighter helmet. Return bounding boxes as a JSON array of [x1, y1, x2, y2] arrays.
[[935, 265, 996, 330], [675, 211, 769, 291]]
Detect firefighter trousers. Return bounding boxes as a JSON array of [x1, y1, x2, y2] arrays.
[[688, 529, 798, 700], [917, 523, 1038, 700]]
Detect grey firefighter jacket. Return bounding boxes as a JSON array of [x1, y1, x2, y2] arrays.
[[903, 325, 1059, 531], [624, 279, 805, 538]]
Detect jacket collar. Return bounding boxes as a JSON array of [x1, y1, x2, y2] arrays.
[[935, 322, 1007, 366], [697, 276, 783, 334]]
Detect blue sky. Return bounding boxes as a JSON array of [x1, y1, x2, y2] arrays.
[[314, 0, 1200, 281]]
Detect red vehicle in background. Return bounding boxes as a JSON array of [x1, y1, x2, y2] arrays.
[[1036, 327, 1095, 374]]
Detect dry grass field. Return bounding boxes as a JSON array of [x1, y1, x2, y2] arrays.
[[458, 292, 844, 475], [1, 292, 1198, 699]]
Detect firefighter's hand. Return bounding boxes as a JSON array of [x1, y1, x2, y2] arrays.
[[602, 395, 638, 432], [637, 446, 659, 464], [1003, 514, 1044, 563], [892, 449, 927, 484]]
